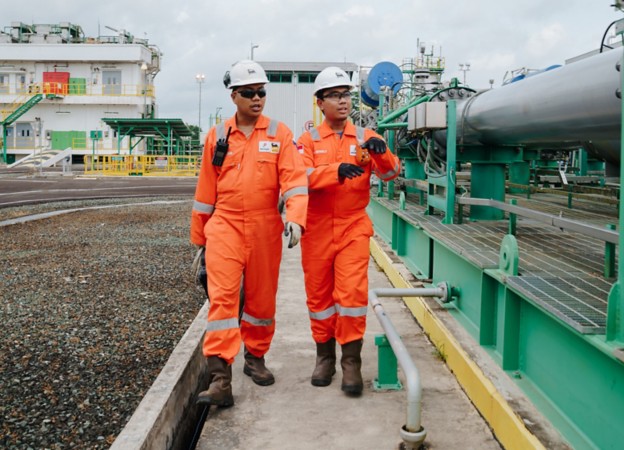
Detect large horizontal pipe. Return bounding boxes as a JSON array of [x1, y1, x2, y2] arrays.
[[434, 48, 622, 164]]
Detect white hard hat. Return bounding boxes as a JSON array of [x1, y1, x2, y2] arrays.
[[224, 60, 269, 89], [313, 67, 355, 96]]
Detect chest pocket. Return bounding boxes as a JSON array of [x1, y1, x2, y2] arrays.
[[255, 120, 280, 190], [309, 127, 332, 166], [309, 126, 368, 170], [313, 148, 332, 166]]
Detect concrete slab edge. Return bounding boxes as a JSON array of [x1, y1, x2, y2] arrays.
[[110, 301, 210, 450], [370, 237, 546, 450]]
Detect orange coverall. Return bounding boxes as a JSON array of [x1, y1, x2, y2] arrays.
[[297, 121, 400, 345], [191, 115, 308, 364]]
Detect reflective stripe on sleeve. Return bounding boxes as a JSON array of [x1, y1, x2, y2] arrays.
[[193, 200, 215, 215], [310, 127, 321, 141], [355, 126, 365, 145], [205, 317, 239, 332], [309, 305, 337, 321], [282, 186, 308, 201], [336, 304, 367, 318], [216, 123, 226, 140], [267, 119, 279, 138], [375, 162, 400, 181], [241, 312, 274, 327], [306, 167, 315, 176]]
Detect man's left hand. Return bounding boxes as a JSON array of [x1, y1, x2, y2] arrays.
[[361, 137, 387, 154]]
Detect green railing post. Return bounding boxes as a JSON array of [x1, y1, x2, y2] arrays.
[[508, 199, 517, 236], [2, 125, 7, 164], [605, 224, 616, 279], [373, 334, 402, 390]]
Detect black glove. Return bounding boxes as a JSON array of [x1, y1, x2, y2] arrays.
[[361, 137, 387, 154], [338, 163, 365, 179]]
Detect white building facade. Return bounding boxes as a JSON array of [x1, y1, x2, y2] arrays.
[[0, 22, 161, 164], [258, 61, 358, 140]]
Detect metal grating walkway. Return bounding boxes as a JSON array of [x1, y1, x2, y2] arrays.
[[374, 192, 618, 334], [507, 275, 610, 333]]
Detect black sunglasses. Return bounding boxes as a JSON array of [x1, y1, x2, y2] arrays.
[[237, 88, 267, 99], [322, 90, 352, 101]]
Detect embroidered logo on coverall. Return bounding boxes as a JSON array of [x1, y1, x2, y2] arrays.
[[259, 141, 281, 154]]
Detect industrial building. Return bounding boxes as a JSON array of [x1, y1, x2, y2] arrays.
[[0, 21, 162, 165]]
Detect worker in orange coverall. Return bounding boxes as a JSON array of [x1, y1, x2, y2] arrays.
[[190, 60, 308, 407], [296, 67, 400, 396]]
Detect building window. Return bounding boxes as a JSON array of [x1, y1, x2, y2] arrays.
[[298, 73, 316, 83], [102, 70, 122, 95], [267, 72, 293, 83], [0, 74, 9, 93]]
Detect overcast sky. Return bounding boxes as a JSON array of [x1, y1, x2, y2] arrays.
[[3, 1, 621, 131]]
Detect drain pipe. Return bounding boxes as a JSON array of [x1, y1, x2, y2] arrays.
[[369, 283, 451, 450]]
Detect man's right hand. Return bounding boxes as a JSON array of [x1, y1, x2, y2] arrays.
[[191, 246, 206, 288], [338, 163, 365, 180]]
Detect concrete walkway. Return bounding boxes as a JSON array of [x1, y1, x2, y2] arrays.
[[196, 238, 502, 450]]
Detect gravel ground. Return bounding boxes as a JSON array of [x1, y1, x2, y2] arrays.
[[0, 197, 205, 449]]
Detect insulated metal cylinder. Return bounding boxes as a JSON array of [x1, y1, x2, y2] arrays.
[[435, 48, 622, 164]]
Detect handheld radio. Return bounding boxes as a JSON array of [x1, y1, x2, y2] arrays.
[[212, 126, 232, 166]]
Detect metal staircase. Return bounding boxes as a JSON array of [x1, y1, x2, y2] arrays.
[[1, 93, 44, 126], [2, 93, 44, 163]]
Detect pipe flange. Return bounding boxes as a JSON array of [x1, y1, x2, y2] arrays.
[[436, 281, 450, 303], [399, 425, 426, 449]]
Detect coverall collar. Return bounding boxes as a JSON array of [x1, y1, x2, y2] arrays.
[[318, 120, 357, 139], [224, 114, 271, 135]]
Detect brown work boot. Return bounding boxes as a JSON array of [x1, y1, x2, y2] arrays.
[[243, 348, 275, 386], [197, 356, 234, 407], [340, 339, 364, 396], [311, 338, 336, 387]]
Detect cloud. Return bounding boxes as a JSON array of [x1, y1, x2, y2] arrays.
[[328, 5, 375, 26], [526, 23, 566, 59], [174, 10, 191, 24]]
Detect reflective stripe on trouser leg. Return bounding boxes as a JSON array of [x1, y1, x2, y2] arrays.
[[203, 213, 245, 364], [239, 212, 282, 357], [302, 235, 338, 343], [334, 235, 370, 345]]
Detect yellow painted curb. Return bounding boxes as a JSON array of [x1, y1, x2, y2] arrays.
[[370, 238, 545, 450]]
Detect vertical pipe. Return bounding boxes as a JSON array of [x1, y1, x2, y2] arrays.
[[443, 100, 457, 224]]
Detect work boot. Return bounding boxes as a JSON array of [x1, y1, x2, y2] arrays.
[[340, 339, 364, 396], [243, 348, 275, 386], [311, 338, 336, 387], [196, 356, 234, 407]]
